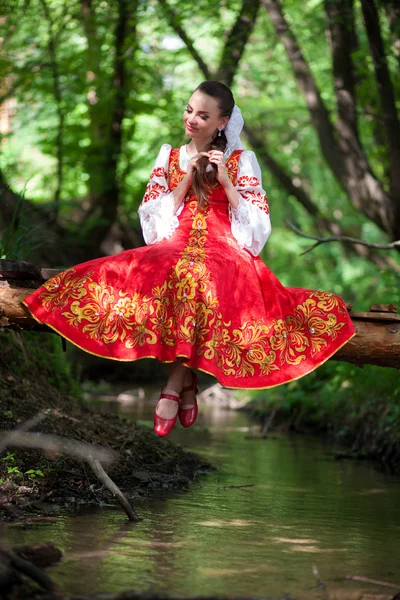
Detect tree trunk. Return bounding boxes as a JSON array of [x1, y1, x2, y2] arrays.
[[360, 0, 400, 231], [80, 0, 139, 248], [261, 0, 396, 238]]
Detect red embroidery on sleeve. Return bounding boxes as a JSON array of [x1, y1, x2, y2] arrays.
[[150, 167, 168, 180], [237, 175, 260, 187], [241, 190, 270, 215], [143, 181, 169, 203]]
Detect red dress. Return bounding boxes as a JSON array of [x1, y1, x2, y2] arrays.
[[23, 148, 356, 389]]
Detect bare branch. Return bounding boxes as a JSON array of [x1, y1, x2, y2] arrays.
[[5, 548, 57, 592], [243, 127, 399, 271], [285, 220, 400, 255], [0, 429, 116, 465], [344, 575, 400, 590], [0, 415, 139, 521], [0, 411, 48, 454], [87, 456, 139, 521]]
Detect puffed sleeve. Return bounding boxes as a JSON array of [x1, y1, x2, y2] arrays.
[[138, 144, 182, 245], [229, 150, 272, 257]]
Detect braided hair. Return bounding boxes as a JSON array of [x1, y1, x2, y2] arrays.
[[190, 81, 235, 209]]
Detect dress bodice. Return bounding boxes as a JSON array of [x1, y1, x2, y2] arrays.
[[139, 143, 272, 256]]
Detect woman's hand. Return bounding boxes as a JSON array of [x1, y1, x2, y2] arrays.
[[184, 152, 210, 185], [208, 150, 231, 189]]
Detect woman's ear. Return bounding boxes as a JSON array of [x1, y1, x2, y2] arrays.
[[220, 116, 229, 130]]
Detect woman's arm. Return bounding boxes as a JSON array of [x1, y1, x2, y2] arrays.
[[138, 144, 180, 244], [208, 149, 271, 256], [229, 151, 271, 256]]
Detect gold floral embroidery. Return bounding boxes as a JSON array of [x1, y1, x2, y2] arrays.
[[38, 268, 92, 311], [270, 298, 345, 366], [169, 148, 184, 190], [38, 265, 350, 376], [312, 291, 347, 315]]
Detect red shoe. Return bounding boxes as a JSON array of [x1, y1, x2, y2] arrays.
[[179, 371, 198, 428], [154, 391, 181, 437]]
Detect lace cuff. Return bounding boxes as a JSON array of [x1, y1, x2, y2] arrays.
[[230, 197, 251, 225], [139, 190, 179, 245]]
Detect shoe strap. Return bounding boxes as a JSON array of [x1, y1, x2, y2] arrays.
[[181, 372, 198, 394], [160, 393, 181, 403]]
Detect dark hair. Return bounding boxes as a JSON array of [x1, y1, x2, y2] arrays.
[[190, 81, 235, 208]]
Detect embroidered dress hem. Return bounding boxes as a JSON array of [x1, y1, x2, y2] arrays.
[[21, 301, 356, 390]]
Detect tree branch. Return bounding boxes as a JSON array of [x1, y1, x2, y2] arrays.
[[260, 0, 344, 180], [285, 220, 400, 255], [38, 0, 66, 220], [216, 0, 261, 86], [243, 125, 399, 271], [156, 0, 211, 78]]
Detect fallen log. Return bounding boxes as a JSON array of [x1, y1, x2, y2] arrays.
[[1, 260, 399, 369]]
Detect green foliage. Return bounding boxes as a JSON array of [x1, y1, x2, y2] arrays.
[[0, 330, 81, 398], [0, 452, 48, 485], [25, 468, 45, 480]]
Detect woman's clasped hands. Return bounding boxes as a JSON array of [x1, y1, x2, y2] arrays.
[[208, 149, 231, 188], [185, 150, 231, 188]]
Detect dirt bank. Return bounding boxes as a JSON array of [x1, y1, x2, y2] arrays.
[[0, 331, 210, 520]]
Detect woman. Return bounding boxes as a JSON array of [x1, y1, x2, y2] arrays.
[[23, 81, 356, 437]]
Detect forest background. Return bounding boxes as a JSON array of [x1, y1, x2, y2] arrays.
[[1, 0, 400, 467]]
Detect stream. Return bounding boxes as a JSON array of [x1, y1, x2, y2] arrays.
[[5, 389, 400, 599]]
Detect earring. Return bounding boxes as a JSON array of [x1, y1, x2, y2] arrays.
[[218, 128, 222, 137]]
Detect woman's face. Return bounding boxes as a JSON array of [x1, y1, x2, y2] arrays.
[[183, 90, 229, 142]]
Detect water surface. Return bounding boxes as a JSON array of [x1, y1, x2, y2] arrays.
[[5, 392, 400, 599]]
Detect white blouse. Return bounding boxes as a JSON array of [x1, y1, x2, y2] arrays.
[[138, 144, 271, 256]]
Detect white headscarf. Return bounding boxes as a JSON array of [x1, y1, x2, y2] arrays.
[[224, 105, 244, 150]]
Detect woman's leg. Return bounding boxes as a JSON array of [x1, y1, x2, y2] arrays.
[[155, 359, 187, 419], [180, 368, 197, 409]]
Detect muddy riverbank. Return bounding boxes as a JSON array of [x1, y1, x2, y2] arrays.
[[0, 332, 210, 520]]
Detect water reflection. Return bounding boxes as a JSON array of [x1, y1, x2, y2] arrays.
[[4, 389, 400, 599]]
